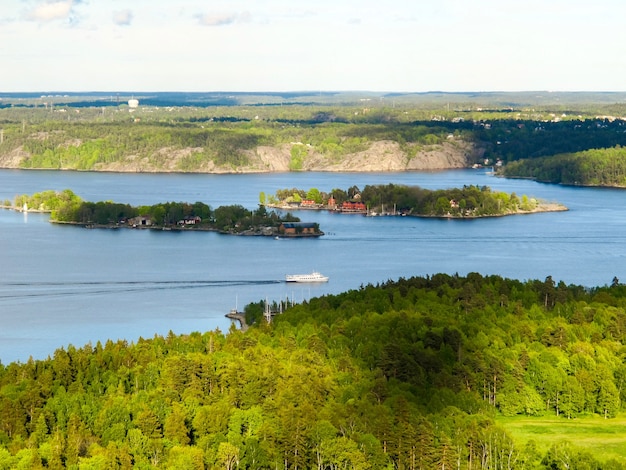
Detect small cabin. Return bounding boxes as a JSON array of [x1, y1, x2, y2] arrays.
[[279, 222, 320, 235]]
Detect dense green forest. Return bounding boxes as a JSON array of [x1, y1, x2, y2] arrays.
[[8, 190, 305, 234], [476, 118, 626, 164], [2, 94, 626, 173], [501, 146, 626, 187], [1, 274, 626, 468], [267, 184, 562, 217]]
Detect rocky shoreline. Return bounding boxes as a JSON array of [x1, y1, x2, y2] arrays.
[[49, 220, 322, 237], [267, 201, 568, 219]]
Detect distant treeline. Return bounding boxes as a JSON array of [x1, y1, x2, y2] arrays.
[[1, 273, 626, 467], [501, 145, 626, 187]]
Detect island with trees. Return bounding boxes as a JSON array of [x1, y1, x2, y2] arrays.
[[3, 189, 323, 237], [263, 183, 567, 218]]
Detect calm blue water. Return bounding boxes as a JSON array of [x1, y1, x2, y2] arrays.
[[1, 169, 625, 364]]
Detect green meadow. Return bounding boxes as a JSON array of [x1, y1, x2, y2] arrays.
[[499, 415, 626, 465]]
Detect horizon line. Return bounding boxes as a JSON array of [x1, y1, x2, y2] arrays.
[[2, 90, 626, 95]]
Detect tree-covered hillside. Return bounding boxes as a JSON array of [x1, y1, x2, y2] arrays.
[[477, 118, 626, 164], [0, 108, 467, 172], [3, 99, 626, 174], [501, 146, 626, 187], [1, 274, 626, 468]]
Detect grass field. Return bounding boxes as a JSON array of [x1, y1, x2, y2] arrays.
[[498, 414, 626, 464]]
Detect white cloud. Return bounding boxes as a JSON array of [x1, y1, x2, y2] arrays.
[[25, 0, 75, 23], [112, 9, 133, 26], [195, 11, 251, 27], [3, 0, 626, 92]]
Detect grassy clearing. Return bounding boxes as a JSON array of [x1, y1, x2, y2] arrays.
[[498, 414, 626, 464]]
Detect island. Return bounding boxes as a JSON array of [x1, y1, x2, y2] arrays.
[[3, 189, 324, 237], [262, 183, 567, 218]]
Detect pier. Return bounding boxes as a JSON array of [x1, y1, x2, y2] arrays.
[[225, 309, 248, 332]]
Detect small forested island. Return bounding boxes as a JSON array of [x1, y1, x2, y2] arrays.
[[2, 273, 626, 467], [501, 145, 626, 187], [263, 183, 567, 218], [4, 189, 323, 237]]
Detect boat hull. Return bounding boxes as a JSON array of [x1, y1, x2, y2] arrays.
[[285, 272, 329, 283]]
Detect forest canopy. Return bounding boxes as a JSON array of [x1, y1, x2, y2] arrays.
[[501, 145, 626, 187], [1, 274, 626, 468]]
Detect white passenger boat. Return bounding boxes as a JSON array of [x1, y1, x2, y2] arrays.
[[285, 271, 329, 283]]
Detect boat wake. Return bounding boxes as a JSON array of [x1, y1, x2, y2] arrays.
[[0, 279, 283, 300]]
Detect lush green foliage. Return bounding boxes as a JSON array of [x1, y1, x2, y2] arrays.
[[0, 111, 462, 171], [15, 124, 263, 170], [475, 118, 626, 163], [3, 100, 626, 174], [360, 184, 543, 216], [502, 146, 626, 187], [500, 415, 626, 464], [12, 190, 303, 234], [12, 189, 82, 213], [2, 274, 626, 468], [269, 184, 546, 217]]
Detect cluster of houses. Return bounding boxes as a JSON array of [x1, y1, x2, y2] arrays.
[[331, 198, 366, 213], [125, 214, 322, 237], [287, 195, 367, 214]]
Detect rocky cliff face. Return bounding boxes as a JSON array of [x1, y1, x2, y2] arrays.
[[299, 139, 483, 172], [214, 138, 481, 173], [0, 138, 484, 173]]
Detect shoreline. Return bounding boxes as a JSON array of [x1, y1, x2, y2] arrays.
[[412, 202, 569, 219], [51, 220, 324, 237], [267, 202, 568, 219], [0, 166, 472, 175], [51, 220, 323, 237], [496, 173, 626, 190]]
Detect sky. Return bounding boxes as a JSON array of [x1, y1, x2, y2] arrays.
[[2, 0, 626, 93]]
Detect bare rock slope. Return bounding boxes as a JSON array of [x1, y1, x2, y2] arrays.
[[0, 139, 483, 173]]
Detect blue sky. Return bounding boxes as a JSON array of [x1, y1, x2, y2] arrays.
[[2, 0, 626, 92]]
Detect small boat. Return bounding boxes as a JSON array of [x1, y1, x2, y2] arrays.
[[285, 271, 329, 283]]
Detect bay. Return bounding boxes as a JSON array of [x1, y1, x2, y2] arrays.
[[0, 168, 625, 364]]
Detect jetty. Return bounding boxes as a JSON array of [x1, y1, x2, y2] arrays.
[[225, 309, 248, 332]]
